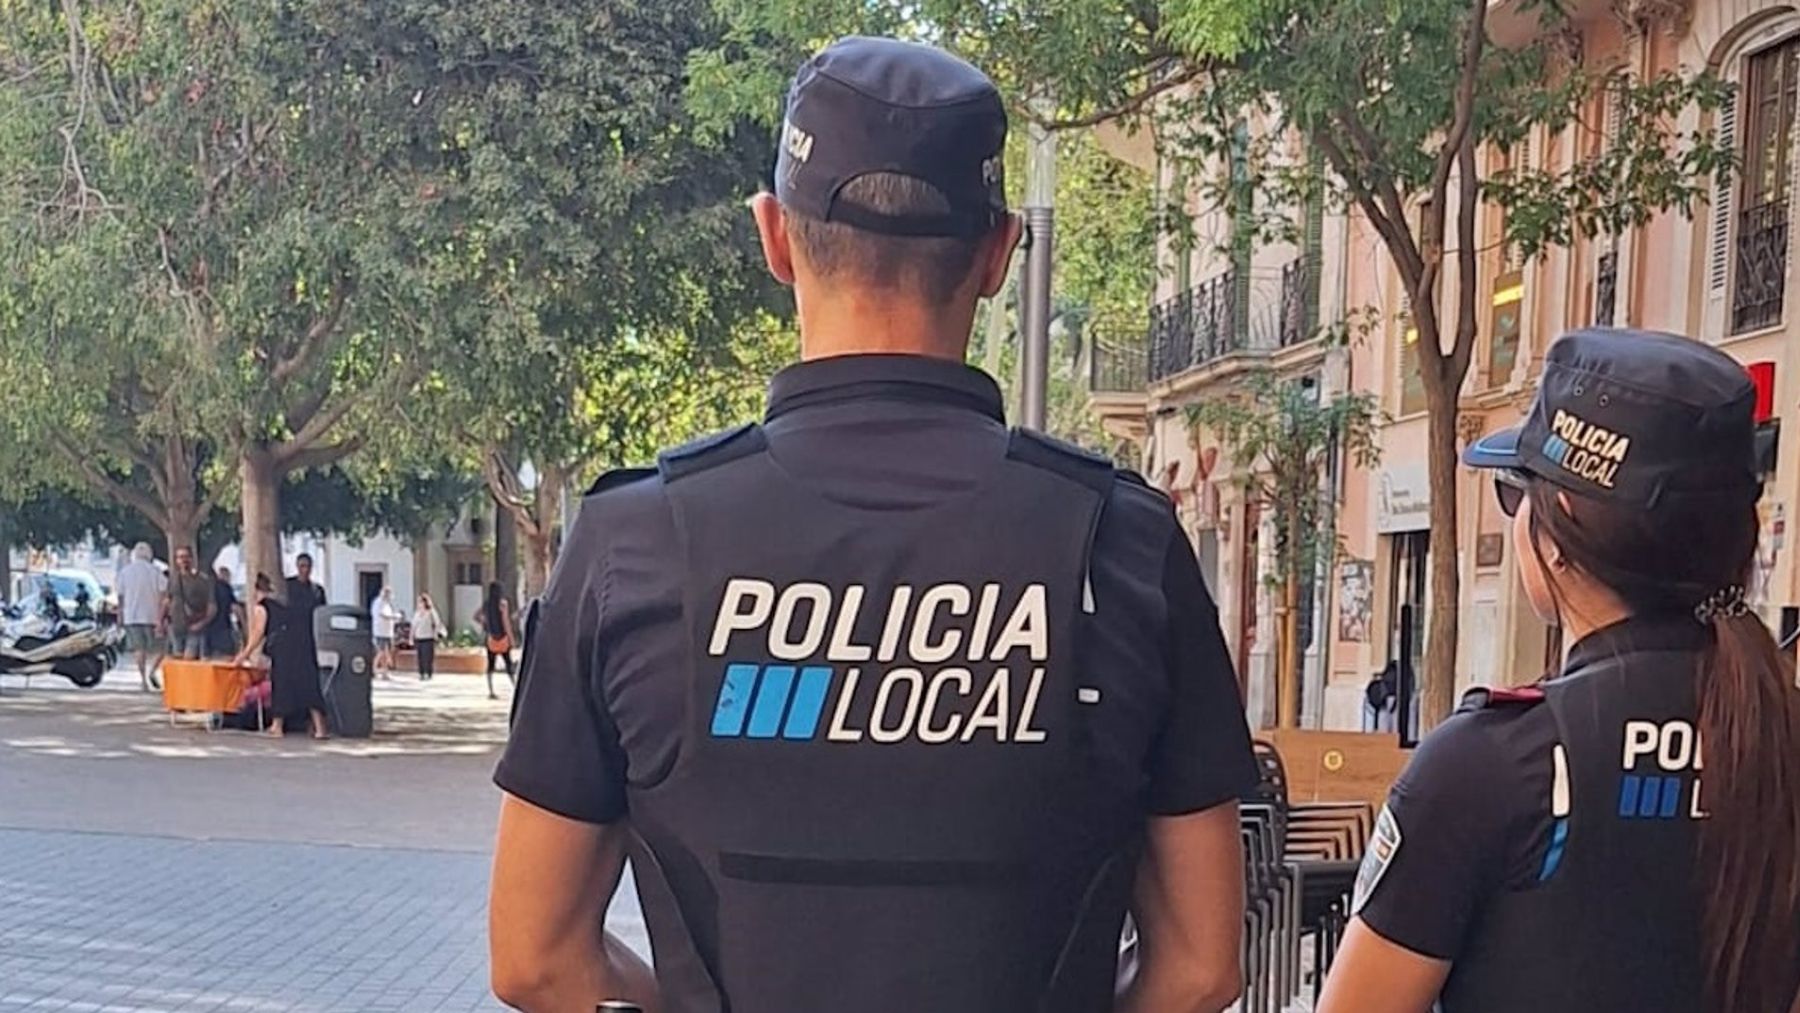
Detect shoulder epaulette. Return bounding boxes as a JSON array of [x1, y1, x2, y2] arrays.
[[1459, 684, 1548, 712], [656, 423, 767, 482], [1117, 469, 1152, 490], [584, 467, 656, 497], [1006, 428, 1116, 493]]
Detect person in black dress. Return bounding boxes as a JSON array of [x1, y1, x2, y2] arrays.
[[268, 554, 329, 738]]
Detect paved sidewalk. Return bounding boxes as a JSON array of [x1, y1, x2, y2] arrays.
[[0, 667, 647, 1012]]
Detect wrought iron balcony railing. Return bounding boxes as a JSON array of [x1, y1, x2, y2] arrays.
[[1732, 200, 1789, 334], [1089, 331, 1147, 394], [1280, 259, 1311, 347], [1148, 270, 1240, 384]]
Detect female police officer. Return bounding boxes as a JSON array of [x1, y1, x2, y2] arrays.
[[1319, 328, 1800, 1013]]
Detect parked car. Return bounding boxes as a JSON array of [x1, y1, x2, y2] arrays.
[[12, 570, 117, 626]]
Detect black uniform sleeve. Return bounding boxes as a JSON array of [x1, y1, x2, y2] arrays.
[[1147, 529, 1259, 816], [1354, 713, 1531, 960], [492, 512, 628, 825]]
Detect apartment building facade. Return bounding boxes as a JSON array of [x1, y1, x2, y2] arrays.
[[1092, 0, 1798, 730]]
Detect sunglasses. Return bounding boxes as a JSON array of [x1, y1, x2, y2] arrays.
[[1494, 469, 1532, 518]]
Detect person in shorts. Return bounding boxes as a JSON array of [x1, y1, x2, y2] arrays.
[[115, 542, 167, 691]]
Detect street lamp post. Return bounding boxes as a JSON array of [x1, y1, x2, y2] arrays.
[[1018, 99, 1056, 432]]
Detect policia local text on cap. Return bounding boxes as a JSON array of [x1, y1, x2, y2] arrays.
[[487, 36, 1259, 1013]]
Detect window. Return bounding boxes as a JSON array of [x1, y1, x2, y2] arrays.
[[1488, 269, 1523, 384], [1399, 322, 1427, 415], [454, 562, 484, 586], [1731, 38, 1800, 334]]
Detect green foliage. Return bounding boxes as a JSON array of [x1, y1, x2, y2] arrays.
[[1186, 370, 1380, 584], [0, 0, 783, 553]]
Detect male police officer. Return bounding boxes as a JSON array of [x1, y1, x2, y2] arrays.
[[490, 37, 1257, 1013]]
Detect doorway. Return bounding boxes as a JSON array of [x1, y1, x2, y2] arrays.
[[357, 568, 385, 613]]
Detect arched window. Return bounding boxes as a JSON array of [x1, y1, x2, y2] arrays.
[[1704, 9, 1800, 338]]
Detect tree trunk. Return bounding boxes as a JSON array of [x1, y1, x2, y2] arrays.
[[162, 501, 203, 563], [240, 446, 284, 600], [521, 470, 564, 599], [1421, 375, 1463, 731], [493, 497, 518, 603], [1280, 571, 1301, 729], [0, 513, 11, 599]]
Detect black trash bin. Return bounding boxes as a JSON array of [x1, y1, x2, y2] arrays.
[[315, 605, 374, 738]]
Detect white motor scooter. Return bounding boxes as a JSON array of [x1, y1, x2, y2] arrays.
[[0, 607, 114, 688]]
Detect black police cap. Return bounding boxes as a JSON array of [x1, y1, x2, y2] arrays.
[[1463, 327, 1760, 509], [773, 36, 1008, 238]]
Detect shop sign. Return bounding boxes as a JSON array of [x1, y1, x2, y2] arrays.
[[1376, 464, 1431, 534]]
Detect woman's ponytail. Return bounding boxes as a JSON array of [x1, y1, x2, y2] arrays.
[[1696, 610, 1800, 1013]]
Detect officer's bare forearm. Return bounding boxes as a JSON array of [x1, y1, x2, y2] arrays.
[[492, 931, 656, 1013], [1118, 962, 1241, 1013]]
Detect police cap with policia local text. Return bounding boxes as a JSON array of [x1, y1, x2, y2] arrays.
[[774, 36, 1008, 238], [1462, 327, 1761, 508]]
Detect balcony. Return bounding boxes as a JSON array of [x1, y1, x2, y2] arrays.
[[1086, 326, 1150, 444], [1149, 270, 1241, 383], [1149, 260, 1318, 387], [1089, 330, 1147, 393], [1732, 200, 1789, 335]]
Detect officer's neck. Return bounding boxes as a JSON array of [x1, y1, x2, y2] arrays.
[[795, 288, 976, 362], [1557, 586, 1632, 660]]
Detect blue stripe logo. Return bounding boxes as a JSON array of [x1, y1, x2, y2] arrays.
[[1618, 774, 1687, 820], [711, 664, 834, 740]]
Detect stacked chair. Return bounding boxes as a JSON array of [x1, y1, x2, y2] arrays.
[[1236, 740, 1376, 1012]]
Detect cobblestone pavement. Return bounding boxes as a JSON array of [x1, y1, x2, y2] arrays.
[[0, 666, 647, 1012]]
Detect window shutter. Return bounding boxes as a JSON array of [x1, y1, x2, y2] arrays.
[[1606, 82, 1625, 150], [1709, 98, 1739, 292]]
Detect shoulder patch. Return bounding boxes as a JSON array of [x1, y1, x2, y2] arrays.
[[584, 466, 656, 497], [1351, 804, 1404, 915], [1006, 428, 1116, 493], [656, 423, 766, 482], [1459, 684, 1548, 712]]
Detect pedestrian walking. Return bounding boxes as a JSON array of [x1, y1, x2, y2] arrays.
[[161, 546, 215, 661], [411, 593, 445, 682], [476, 582, 514, 701], [207, 566, 242, 658], [489, 37, 1255, 1013], [370, 586, 401, 679], [115, 542, 166, 691], [1319, 328, 1800, 1013]]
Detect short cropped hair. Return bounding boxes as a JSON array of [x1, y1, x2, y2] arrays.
[[784, 173, 992, 303]]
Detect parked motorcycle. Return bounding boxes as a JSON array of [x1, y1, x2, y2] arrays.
[[0, 606, 115, 688]]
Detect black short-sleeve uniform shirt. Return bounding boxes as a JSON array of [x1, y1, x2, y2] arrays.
[[1352, 615, 1800, 1012], [495, 355, 1256, 827]]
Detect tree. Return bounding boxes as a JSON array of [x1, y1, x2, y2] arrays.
[[701, 0, 1733, 727], [0, 1, 457, 590], [321, 0, 786, 598], [1189, 368, 1379, 728], [471, 321, 793, 596], [1155, 0, 1730, 726]]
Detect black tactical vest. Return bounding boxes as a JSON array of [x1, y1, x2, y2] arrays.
[[1440, 644, 1704, 1012], [626, 424, 1144, 1013]]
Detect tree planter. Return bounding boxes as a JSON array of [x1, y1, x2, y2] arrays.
[[396, 647, 487, 675]]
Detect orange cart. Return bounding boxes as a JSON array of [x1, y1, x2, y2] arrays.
[[161, 659, 265, 730]]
